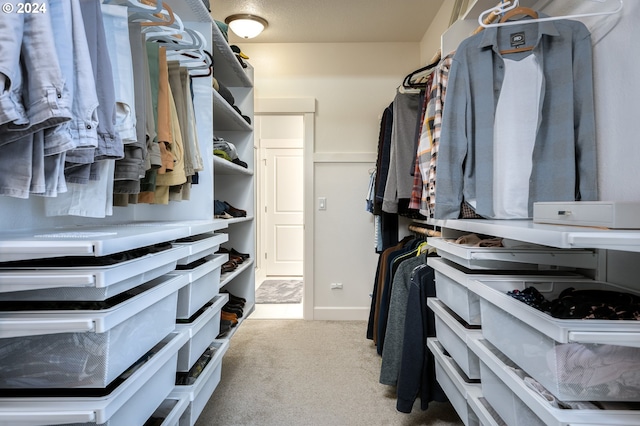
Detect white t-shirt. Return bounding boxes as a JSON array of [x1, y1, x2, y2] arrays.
[[492, 54, 542, 219]]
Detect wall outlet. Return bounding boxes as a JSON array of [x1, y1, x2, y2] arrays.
[[330, 282, 343, 289]]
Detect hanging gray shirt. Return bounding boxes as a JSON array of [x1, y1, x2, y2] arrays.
[[434, 17, 597, 219]]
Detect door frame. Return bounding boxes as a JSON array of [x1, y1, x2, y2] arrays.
[[255, 98, 316, 320]]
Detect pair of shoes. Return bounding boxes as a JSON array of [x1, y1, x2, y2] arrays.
[[221, 260, 237, 273], [221, 311, 238, 326], [222, 290, 246, 305], [223, 303, 243, 318], [217, 247, 248, 264], [223, 201, 246, 218], [218, 320, 233, 337]]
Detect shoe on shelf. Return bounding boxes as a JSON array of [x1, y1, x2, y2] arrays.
[[223, 201, 247, 217], [222, 290, 246, 305], [230, 248, 250, 260], [223, 305, 243, 318]]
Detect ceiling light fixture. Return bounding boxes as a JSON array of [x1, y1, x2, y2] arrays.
[[224, 14, 268, 39]]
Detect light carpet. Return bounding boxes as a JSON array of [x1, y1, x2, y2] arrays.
[[195, 319, 464, 426], [255, 280, 303, 304]]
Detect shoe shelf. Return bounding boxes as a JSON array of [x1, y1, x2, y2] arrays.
[[213, 216, 254, 227], [219, 258, 255, 289], [213, 156, 254, 176], [213, 89, 253, 132]]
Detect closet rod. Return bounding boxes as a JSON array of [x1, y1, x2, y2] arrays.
[[478, 0, 623, 28], [408, 225, 441, 238]]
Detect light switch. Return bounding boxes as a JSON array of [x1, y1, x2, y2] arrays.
[[318, 197, 327, 210]]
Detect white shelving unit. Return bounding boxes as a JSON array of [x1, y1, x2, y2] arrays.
[[425, 218, 640, 425], [212, 17, 257, 318]]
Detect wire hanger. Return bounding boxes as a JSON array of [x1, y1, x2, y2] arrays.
[[478, 0, 623, 28]]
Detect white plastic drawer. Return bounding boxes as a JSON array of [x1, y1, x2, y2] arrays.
[[0, 245, 187, 301], [428, 257, 581, 326], [173, 233, 228, 266], [0, 274, 188, 389], [428, 237, 597, 270], [146, 394, 190, 426], [428, 338, 481, 426], [0, 224, 193, 262], [171, 339, 229, 426], [470, 338, 640, 426], [0, 330, 188, 426], [470, 278, 640, 401], [172, 254, 227, 319], [175, 293, 228, 372], [428, 298, 482, 380], [466, 391, 507, 426]]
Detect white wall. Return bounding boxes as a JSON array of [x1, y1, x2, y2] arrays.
[[241, 42, 421, 319], [420, 1, 456, 63]]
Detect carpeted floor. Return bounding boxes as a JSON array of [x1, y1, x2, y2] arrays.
[[195, 319, 464, 426], [255, 280, 303, 304]]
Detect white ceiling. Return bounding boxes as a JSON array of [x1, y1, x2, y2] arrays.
[[211, 0, 447, 44]]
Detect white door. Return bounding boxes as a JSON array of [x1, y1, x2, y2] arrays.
[[264, 145, 304, 276]]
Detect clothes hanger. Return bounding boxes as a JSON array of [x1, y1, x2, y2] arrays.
[[478, 0, 623, 29], [129, 1, 176, 28], [103, 0, 163, 14], [498, 7, 538, 54], [401, 49, 442, 89]]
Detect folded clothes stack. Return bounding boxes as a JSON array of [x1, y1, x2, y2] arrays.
[[214, 199, 247, 219], [213, 137, 248, 168]]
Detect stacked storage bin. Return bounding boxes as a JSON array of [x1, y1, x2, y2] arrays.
[[424, 231, 602, 425], [0, 224, 221, 425], [166, 232, 231, 426]]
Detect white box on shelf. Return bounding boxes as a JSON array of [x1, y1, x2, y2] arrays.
[[534, 201, 640, 229], [0, 274, 188, 389], [427, 338, 481, 426], [470, 337, 640, 426], [171, 339, 230, 426], [175, 293, 228, 372], [428, 237, 597, 270], [0, 245, 187, 301], [470, 278, 640, 401], [172, 254, 227, 320], [428, 298, 482, 380], [173, 233, 228, 266], [0, 330, 188, 426]]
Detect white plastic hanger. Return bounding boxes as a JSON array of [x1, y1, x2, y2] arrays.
[[478, 0, 623, 28], [103, 0, 163, 14]]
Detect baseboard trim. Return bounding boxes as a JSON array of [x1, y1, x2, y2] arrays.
[[313, 307, 369, 321]]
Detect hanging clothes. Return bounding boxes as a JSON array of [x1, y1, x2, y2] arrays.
[[434, 17, 597, 220]]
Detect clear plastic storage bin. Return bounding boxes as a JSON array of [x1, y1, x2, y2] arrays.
[[0, 330, 188, 426], [0, 274, 188, 389], [172, 254, 227, 319], [0, 245, 187, 301], [428, 298, 482, 380], [428, 237, 597, 271], [428, 338, 481, 426], [173, 232, 228, 266], [470, 338, 640, 426], [171, 339, 229, 426], [176, 293, 228, 372], [470, 278, 640, 401]]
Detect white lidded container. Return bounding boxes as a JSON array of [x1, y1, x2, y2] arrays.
[[469, 277, 640, 401], [0, 273, 188, 389]]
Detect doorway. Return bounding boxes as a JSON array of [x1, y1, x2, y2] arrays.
[[254, 114, 304, 319]]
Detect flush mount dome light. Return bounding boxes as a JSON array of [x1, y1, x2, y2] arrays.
[[224, 14, 268, 39]]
